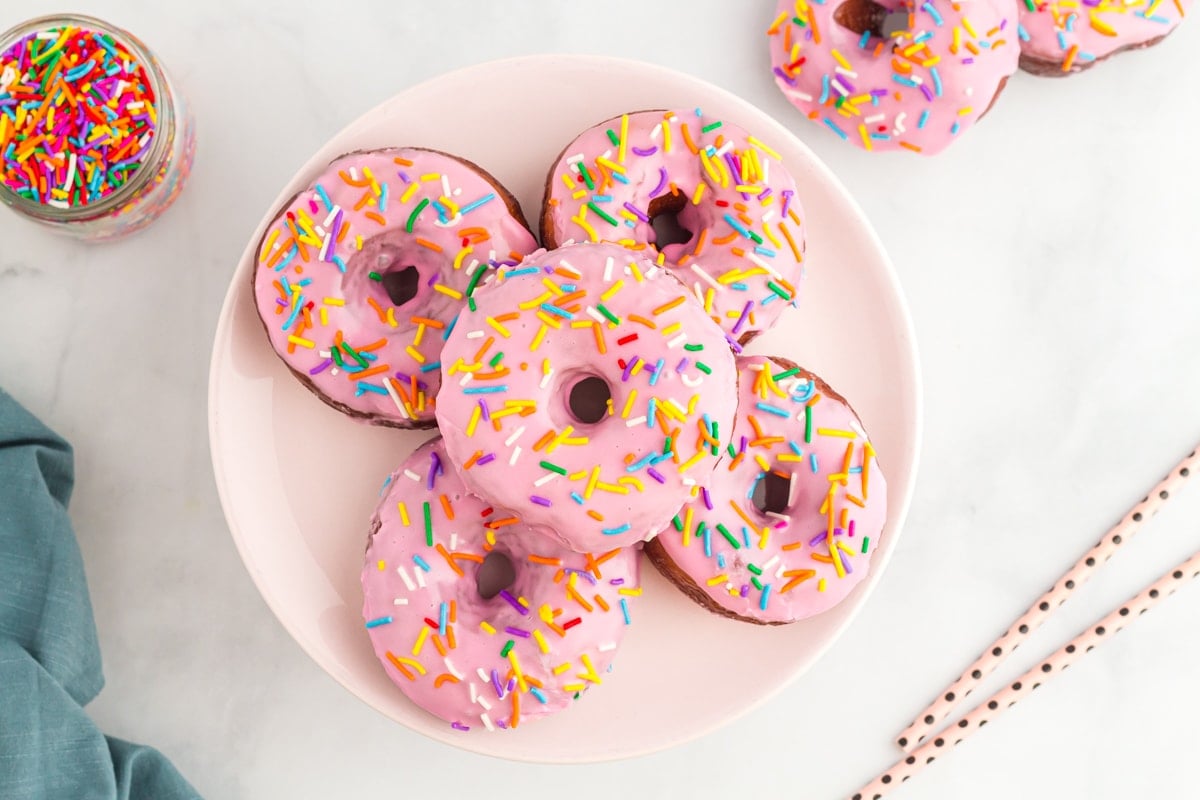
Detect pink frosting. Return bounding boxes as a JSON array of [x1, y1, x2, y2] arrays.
[[362, 437, 641, 731], [435, 242, 740, 553], [254, 148, 537, 426], [652, 356, 887, 623], [1019, 0, 1191, 70], [542, 110, 806, 342], [768, 0, 1019, 154]]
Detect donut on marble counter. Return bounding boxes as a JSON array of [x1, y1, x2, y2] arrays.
[[1018, 0, 1191, 75], [254, 147, 538, 427], [435, 241, 740, 553], [768, 0, 1019, 154], [362, 437, 641, 731], [645, 355, 887, 624], [541, 109, 805, 344]]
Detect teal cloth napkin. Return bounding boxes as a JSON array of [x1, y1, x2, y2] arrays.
[[0, 388, 200, 800]]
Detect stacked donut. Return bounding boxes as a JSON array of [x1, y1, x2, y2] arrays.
[[767, 0, 1192, 154], [251, 112, 888, 732]]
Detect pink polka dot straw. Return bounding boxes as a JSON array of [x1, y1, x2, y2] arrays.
[[851, 444, 1199, 800]]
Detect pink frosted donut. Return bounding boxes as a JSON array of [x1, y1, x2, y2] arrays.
[[645, 355, 887, 624], [253, 147, 537, 427], [1018, 0, 1191, 75], [767, 0, 1019, 154], [435, 241, 740, 553], [541, 110, 806, 344], [362, 437, 641, 731]]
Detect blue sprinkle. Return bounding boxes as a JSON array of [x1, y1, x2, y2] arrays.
[[730, 281, 749, 290], [540, 302, 573, 319], [918, 109, 931, 129], [364, 616, 393, 629], [755, 402, 791, 418], [438, 602, 448, 635], [1057, 30, 1068, 49], [892, 74, 920, 88], [419, 362, 441, 373], [869, 133, 890, 141], [603, 523, 632, 536], [620, 598, 631, 625], [753, 246, 777, 257], [462, 385, 508, 394], [742, 526, 752, 548], [611, 171, 630, 185], [530, 687, 549, 704], [823, 118, 849, 140], [922, 1, 944, 25], [626, 453, 656, 472], [646, 397, 657, 428], [442, 314, 458, 340], [703, 524, 712, 557], [951, 121, 961, 135], [760, 584, 772, 611], [1017, 23, 1030, 41], [859, 30, 871, 48], [458, 192, 496, 215], [930, 66, 943, 97], [810, 453, 819, 473], [819, 74, 831, 104], [570, 491, 585, 505], [314, 184, 333, 211], [503, 266, 540, 278], [413, 555, 432, 572], [331, 255, 347, 273], [379, 182, 389, 213], [717, 553, 727, 569], [591, 194, 614, 203], [356, 382, 388, 396], [789, 441, 804, 457], [723, 213, 754, 240], [280, 296, 304, 331], [649, 358, 665, 387]]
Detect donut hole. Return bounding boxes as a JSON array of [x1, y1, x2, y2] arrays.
[[833, 0, 908, 38], [647, 192, 693, 252], [566, 375, 612, 425], [476, 550, 517, 600], [751, 471, 792, 516], [381, 265, 420, 307]]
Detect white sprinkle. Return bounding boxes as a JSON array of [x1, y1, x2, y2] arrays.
[[509, 446, 522, 466], [539, 369, 554, 390], [534, 472, 558, 487], [650, 123, 663, 141], [415, 569, 426, 589], [665, 333, 688, 349], [466, 330, 486, 339], [834, 66, 859, 79], [476, 668, 490, 683], [747, 252, 783, 280], [762, 555, 781, 573], [444, 658, 464, 680], [894, 111, 908, 135], [603, 257, 614, 282], [504, 426, 525, 447], [598, 642, 617, 652], [403, 469, 421, 482], [715, 141, 734, 157], [481, 714, 494, 731], [689, 263, 722, 291], [383, 377, 410, 418], [681, 373, 704, 388], [393, 597, 408, 606], [469, 683, 478, 703], [458, 371, 473, 387], [396, 567, 416, 591], [450, 533, 458, 550], [479, 696, 493, 711], [625, 416, 647, 427], [585, 306, 607, 324], [566, 153, 586, 166]]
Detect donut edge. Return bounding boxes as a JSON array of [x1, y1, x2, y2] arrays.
[[252, 147, 535, 430], [1018, 31, 1172, 77]]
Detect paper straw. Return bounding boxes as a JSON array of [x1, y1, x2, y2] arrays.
[[854, 548, 1200, 800], [895, 445, 1200, 751]]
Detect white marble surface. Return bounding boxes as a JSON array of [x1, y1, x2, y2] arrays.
[[3, 1, 1199, 797]]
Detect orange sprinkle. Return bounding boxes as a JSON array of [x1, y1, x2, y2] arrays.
[[415, 237, 443, 252]]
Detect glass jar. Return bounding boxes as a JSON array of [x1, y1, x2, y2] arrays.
[[0, 14, 195, 240]]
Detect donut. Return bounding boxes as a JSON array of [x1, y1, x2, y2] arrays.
[[434, 241, 740, 553], [361, 437, 641, 731], [645, 355, 887, 624], [1017, 0, 1191, 75], [253, 147, 537, 428], [767, 0, 1019, 154], [540, 110, 806, 344]]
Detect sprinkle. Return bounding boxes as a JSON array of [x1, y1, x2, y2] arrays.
[[364, 616, 392, 629]]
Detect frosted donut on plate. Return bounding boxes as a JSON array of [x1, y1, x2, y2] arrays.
[[253, 147, 537, 427], [645, 355, 887, 624], [541, 109, 806, 344], [362, 437, 641, 731], [1018, 0, 1192, 75], [435, 241, 740, 553], [767, 0, 1019, 154]]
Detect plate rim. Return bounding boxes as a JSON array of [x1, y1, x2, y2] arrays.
[[208, 52, 923, 763]]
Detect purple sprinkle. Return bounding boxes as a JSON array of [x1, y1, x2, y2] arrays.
[[499, 590, 529, 615], [631, 145, 659, 157], [330, 209, 344, 241], [565, 568, 597, 584], [848, 519, 857, 537], [275, 298, 288, 308], [648, 167, 669, 198], [505, 626, 531, 638], [506, 677, 517, 692], [479, 399, 491, 421], [757, 187, 773, 202], [701, 486, 714, 510], [476, 453, 496, 466], [491, 668, 504, 697], [647, 467, 666, 484], [773, 66, 798, 86], [621, 357, 640, 382], [809, 531, 827, 547], [870, 89, 890, 98], [397, 170, 411, 183], [841, 557, 854, 575], [833, 527, 844, 537], [530, 495, 552, 507], [309, 358, 333, 375], [962, 57, 975, 64], [920, 84, 935, 102], [609, 578, 625, 586], [739, 436, 748, 454], [623, 202, 650, 223], [451, 722, 470, 731], [496, 720, 508, 729], [675, 357, 689, 373], [428, 451, 443, 490], [999, 17, 1008, 28], [739, 584, 750, 598], [732, 301, 753, 334], [426, 273, 439, 288], [725, 334, 744, 354]]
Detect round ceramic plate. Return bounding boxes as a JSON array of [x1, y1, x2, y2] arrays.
[[209, 54, 921, 763]]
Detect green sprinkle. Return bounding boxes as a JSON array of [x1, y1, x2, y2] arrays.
[[330, 346, 345, 368], [793, 15, 807, 26], [805, 405, 813, 443], [368, 271, 383, 282], [422, 502, 433, 547], [717, 523, 740, 550], [605, 128, 620, 146], [663, 438, 673, 456], [488, 351, 504, 368], [587, 202, 620, 227], [772, 367, 800, 381], [683, 343, 704, 352], [596, 304, 620, 325], [751, 576, 764, 591], [700, 121, 722, 133], [862, 537, 870, 554], [671, 515, 683, 532], [465, 265, 487, 296], [767, 281, 791, 300], [539, 460, 567, 475], [468, 297, 477, 312], [1023, 0, 1036, 8], [727, 443, 737, 457], [747, 563, 763, 576], [500, 640, 514, 658], [579, 163, 595, 190], [341, 342, 369, 368], [406, 198, 430, 233], [695, 361, 712, 375]]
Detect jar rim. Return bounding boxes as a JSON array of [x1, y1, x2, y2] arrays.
[[0, 13, 174, 222]]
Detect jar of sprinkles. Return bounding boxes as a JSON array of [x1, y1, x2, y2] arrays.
[[0, 14, 195, 240]]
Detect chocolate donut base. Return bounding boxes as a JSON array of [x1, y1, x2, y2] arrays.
[[644, 356, 857, 625], [252, 147, 533, 430], [1019, 32, 1170, 77]]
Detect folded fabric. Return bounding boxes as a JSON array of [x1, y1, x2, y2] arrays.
[[0, 388, 200, 800]]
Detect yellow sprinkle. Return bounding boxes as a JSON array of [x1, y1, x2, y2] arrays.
[[706, 574, 729, 586], [817, 428, 857, 438], [323, 297, 345, 306], [466, 405, 482, 437], [618, 113, 630, 163], [553, 663, 572, 675], [617, 587, 642, 596], [621, 389, 638, 419], [747, 135, 781, 160], [533, 629, 550, 654], [480, 621, 496, 635], [412, 626, 429, 656], [691, 182, 707, 205], [601, 279, 624, 301], [530, 324, 549, 351], [508, 651, 529, 693], [678, 451, 706, 473], [454, 246, 474, 270], [682, 506, 694, 547], [562, 683, 586, 692], [259, 230, 280, 262], [397, 501, 410, 526], [433, 285, 463, 300], [831, 49, 852, 70], [287, 335, 314, 349], [405, 345, 425, 364], [817, 578, 828, 592], [486, 316, 512, 338], [661, 321, 682, 336]]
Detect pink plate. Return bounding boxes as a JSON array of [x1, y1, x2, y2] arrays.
[[208, 55, 921, 763]]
